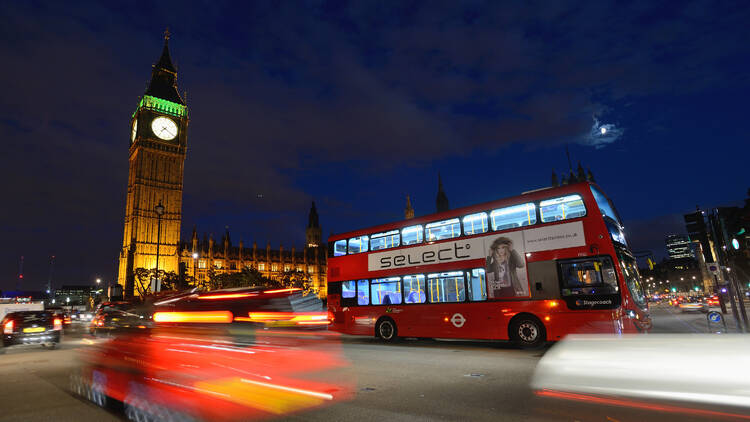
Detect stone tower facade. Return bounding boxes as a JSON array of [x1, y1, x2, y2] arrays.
[[118, 32, 188, 296], [306, 201, 322, 248], [404, 195, 414, 219]]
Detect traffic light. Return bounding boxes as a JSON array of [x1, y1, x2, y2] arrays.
[[684, 211, 714, 263]]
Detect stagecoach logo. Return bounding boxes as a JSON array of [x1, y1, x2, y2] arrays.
[[575, 299, 613, 306], [451, 313, 466, 328]]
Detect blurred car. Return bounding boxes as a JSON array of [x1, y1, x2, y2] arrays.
[[72, 287, 353, 421], [707, 295, 720, 307], [679, 297, 708, 313], [77, 311, 94, 322], [669, 296, 687, 306], [1, 311, 62, 352], [47, 307, 73, 326], [89, 301, 146, 337]]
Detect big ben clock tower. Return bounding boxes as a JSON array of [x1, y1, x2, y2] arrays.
[[118, 31, 188, 296]]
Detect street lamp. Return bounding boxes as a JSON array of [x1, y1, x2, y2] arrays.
[[154, 201, 165, 293], [192, 252, 199, 285]]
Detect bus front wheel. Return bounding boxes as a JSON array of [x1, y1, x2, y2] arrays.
[[509, 315, 546, 349], [376, 318, 398, 342]]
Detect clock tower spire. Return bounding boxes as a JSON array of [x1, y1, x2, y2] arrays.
[[118, 32, 189, 297]]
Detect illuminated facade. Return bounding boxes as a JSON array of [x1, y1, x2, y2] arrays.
[[179, 203, 328, 297], [118, 32, 188, 296]]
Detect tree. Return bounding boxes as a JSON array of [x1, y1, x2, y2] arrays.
[[279, 269, 315, 294], [133, 268, 182, 296]]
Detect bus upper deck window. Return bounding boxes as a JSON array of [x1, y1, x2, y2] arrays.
[[370, 230, 401, 251], [490, 203, 536, 231], [463, 212, 488, 235], [539, 195, 586, 223], [333, 240, 347, 256], [401, 225, 423, 246], [348, 236, 369, 254], [425, 218, 461, 241]]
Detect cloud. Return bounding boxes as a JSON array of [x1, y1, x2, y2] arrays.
[[583, 115, 624, 148]]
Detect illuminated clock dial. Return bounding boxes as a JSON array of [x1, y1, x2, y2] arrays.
[[131, 119, 138, 143], [151, 116, 178, 141]]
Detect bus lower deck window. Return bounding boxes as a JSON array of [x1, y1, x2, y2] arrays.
[[402, 274, 426, 304], [427, 272, 466, 303], [371, 277, 402, 305]]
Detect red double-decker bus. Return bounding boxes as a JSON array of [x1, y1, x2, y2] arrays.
[[326, 181, 650, 347]]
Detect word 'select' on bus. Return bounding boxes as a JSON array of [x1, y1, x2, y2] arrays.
[[326, 182, 650, 348]]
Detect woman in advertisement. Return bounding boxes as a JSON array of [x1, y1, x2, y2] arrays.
[[485, 236, 526, 298]]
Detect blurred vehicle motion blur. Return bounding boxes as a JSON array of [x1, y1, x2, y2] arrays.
[[2, 311, 62, 351], [678, 297, 708, 313], [89, 301, 146, 336], [72, 287, 353, 421], [532, 335, 750, 420]]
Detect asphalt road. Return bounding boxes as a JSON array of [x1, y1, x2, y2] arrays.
[[0, 309, 747, 422]]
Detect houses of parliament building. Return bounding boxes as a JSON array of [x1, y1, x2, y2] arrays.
[[178, 203, 328, 296], [117, 32, 326, 297]]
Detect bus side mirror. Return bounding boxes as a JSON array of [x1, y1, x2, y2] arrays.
[[535, 282, 543, 291]]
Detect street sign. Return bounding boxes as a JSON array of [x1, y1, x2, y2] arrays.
[[707, 311, 727, 334]]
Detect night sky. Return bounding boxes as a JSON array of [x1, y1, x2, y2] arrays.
[[2, 1, 749, 291]]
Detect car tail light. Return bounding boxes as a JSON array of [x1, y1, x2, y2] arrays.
[[3, 320, 13, 334], [53, 318, 63, 330], [153, 311, 234, 323], [241, 311, 331, 325], [263, 288, 302, 294], [197, 292, 258, 300]]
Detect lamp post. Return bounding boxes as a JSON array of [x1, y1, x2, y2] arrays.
[[154, 201, 165, 293], [192, 252, 199, 285]]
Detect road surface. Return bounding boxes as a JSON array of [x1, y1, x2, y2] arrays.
[[0, 307, 744, 422]]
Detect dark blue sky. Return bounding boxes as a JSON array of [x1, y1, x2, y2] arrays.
[[1, 1, 749, 291]]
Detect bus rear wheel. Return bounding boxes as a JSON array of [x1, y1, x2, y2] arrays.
[[509, 315, 546, 349], [376, 318, 398, 342]]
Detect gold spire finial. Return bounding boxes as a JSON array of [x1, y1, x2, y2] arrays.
[[164, 27, 170, 41]]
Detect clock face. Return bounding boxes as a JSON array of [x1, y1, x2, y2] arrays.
[[151, 116, 178, 141], [131, 119, 138, 143]]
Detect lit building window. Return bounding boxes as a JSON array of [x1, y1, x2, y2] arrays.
[[308, 265, 314, 274], [296, 266, 303, 272], [271, 264, 278, 272], [258, 263, 265, 271], [284, 265, 291, 272], [198, 260, 206, 269], [214, 261, 223, 269]]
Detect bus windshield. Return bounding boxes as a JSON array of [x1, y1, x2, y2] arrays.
[[617, 250, 647, 309]]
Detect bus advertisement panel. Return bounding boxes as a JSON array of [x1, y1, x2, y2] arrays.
[[326, 182, 650, 348]]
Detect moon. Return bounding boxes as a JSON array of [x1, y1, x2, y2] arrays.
[[600, 127, 607, 135]]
